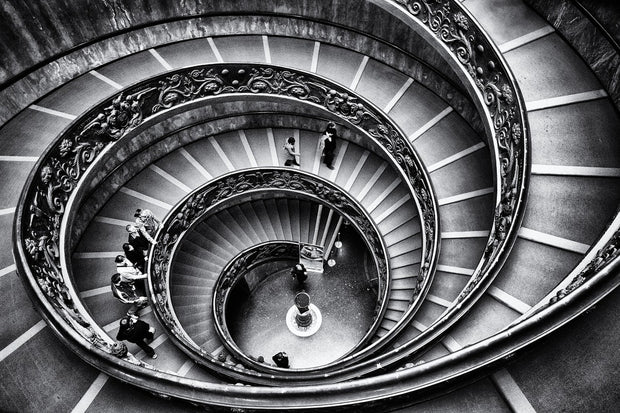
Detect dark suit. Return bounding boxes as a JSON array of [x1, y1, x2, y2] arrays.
[[323, 135, 336, 167], [128, 232, 149, 253], [117, 318, 155, 356]]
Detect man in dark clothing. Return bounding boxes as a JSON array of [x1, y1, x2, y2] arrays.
[[126, 224, 151, 254], [123, 242, 146, 273], [291, 263, 308, 286], [272, 351, 289, 368], [116, 315, 157, 358], [321, 122, 337, 169], [111, 273, 148, 314]]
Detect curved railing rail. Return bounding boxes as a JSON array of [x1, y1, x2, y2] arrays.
[[344, 0, 531, 363], [148, 168, 390, 380], [210, 241, 302, 364], [14, 0, 618, 408], [513, 211, 620, 323], [14, 60, 437, 378], [213, 235, 383, 372]]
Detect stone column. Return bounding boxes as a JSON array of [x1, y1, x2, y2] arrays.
[[294, 292, 312, 327]]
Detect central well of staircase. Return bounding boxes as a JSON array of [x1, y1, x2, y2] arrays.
[[223, 228, 377, 369]]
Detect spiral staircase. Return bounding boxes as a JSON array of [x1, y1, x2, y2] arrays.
[[1, 0, 619, 411]]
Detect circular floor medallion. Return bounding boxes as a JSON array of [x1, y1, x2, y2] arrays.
[[286, 304, 322, 337]]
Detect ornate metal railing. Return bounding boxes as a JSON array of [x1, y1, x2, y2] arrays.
[[148, 168, 390, 378], [210, 231, 385, 373], [14, 60, 437, 377], [513, 211, 620, 323], [211, 242, 300, 364], [13, 0, 617, 407], [357, 0, 531, 356]]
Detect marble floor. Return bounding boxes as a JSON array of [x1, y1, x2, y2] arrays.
[[228, 228, 378, 369]]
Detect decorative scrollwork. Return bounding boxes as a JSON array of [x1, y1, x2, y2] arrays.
[[152, 67, 323, 114], [17, 62, 436, 380], [11, 0, 616, 402], [395, 0, 527, 304], [81, 91, 153, 141], [214, 242, 299, 315], [149, 169, 391, 372], [548, 229, 620, 305], [239, 67, 320, 103]]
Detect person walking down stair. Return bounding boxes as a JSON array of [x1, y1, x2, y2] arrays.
[[110, 272, 148, 314], [123, 243, 146, 273], [126, 223, 155, 255], [283, 136, 301, 166], [116, 314, 158, 359], [320, 122, 337, 170]]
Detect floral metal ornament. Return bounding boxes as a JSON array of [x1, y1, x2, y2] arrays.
[[148, 169, 391, 375], [18, 62, 437, 381], [394, 0, 528, 302]]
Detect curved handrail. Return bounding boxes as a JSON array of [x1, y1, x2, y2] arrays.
[[348, 0, 531, 363], [14, 60, 437, 371], [14, 1, 618, 408], [514, 210, 620, 323], [211, 241, 303, 365], [148, 167, 390, 376], [0, 7, 479, 132], [148, 168, 390, 380]]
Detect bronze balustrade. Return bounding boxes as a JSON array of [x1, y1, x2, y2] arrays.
[[12, 0, 618, 408]]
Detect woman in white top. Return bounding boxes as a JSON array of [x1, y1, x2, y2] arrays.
[[115, 254, 146, 281]]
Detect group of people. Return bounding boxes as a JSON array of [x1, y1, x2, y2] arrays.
[[283, 122, 338, 169], [110, 208, 161, 359], [107, 125, 336, 362]]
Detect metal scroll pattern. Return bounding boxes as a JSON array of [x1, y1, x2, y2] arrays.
[[21, 92, 156, 365], [152, 67, 437, 289], [209, 242, 300, 356], [546, 228, 620, 308], [394, 0, 527, 301], [17, 63, 436, 361], [149, 169, 390, 367]]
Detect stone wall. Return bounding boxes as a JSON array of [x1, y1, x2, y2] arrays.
[[0, 0, 471, 125], [524, 0, 620, 109]]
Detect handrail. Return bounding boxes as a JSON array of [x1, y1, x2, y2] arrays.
[[14, 59, 437, 389], [17, 1, 620, 410], [211, 241, 303, 365], [148, 168, 391, 381], [213, 185, 391, 377], [513, 210, 620, 323], [331, 0, 529, 368], [0, 9, 476, 129]]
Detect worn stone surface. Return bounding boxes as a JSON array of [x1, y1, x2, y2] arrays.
[[69, 99, 378, 249], [0, 0, 444, 83], [0, 1, 481, 129], [525, 0, 620, 109]]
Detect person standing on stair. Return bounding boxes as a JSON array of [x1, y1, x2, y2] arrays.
[[320, 122, 337, 170], [135, 208, 161, 237], [123, 243, 146, 273], [116, 314, 158, 359], [126, 223, 155, 255], [110, 272, 148, 314], [115, 254, 147, 295], [272, 351, 290, 368], [283, 136, 300, 166]]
